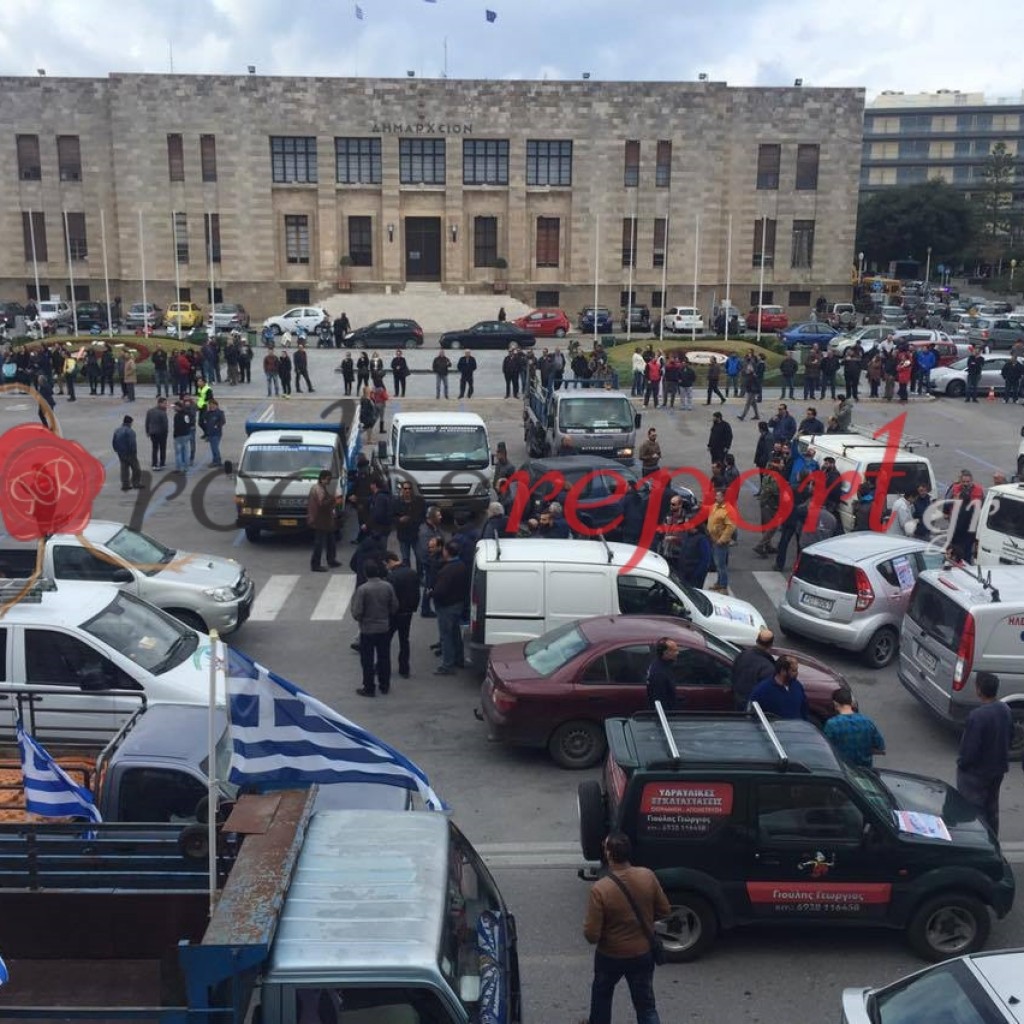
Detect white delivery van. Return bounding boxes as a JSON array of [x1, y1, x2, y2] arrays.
[[234, 420, 351, 542], [375, 411, 492, 513], [976, 482, 1024, 566], [796, 432, 937, 533], [898, 564, 1024, 755], [467, 538, 768, 671]]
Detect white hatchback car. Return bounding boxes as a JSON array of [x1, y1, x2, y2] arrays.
[[663, 306, 705, 333], [263, 306, 329, 336], [36, 299, 73, 327]]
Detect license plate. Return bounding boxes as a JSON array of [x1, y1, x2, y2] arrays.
[[279, 518, 298, 527], [917, 645, 938, 671], [800, 593, 834, 612]]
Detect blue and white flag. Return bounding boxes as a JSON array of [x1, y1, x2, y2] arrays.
[[354, 3, 365, 19], [16, 719, 102, 824], [485, 8, 497, 21], [0, 953, 8, 987], [225, 648, 445, 811]]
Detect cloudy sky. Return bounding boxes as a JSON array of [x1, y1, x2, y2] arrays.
[[1, 0, 1021, 100]]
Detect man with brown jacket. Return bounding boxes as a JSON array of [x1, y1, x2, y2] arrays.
[[307, 469, 340, 572], [582, 831, 670, 1024]]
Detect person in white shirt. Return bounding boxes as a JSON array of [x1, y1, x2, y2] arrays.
[[631, 349, 646, 397], [890, 488, 917, 535]]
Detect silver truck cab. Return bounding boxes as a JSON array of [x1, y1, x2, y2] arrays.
[[258, 810, 521, 1024]]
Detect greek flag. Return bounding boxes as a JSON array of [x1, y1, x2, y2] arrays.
[[226, 648, 445, 811], [0, 953, 8, 986], [16, 719, 102, 824]]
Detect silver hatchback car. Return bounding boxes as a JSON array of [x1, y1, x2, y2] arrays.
[[778, 534, 945, 668]]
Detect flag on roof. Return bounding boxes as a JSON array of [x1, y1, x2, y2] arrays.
[[225, 647, 445, 811], [485, 9, 497, 21], [17, 719, 102, 824]]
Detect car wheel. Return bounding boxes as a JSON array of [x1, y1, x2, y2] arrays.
[[907, 892, 990, 962], [244, 525, 261, 543], [168, 609, 207, 633], [862, 626, 899, 668], [577, 781, 607, 861], [657, 893, 718, 962], [548, 720, 606, 769], [946, 380, 966, 397], [450, 340, 462, 350], [1008, 701, 1024, 761], [271, 324, 282, 336], [555, 328, 566, 338]]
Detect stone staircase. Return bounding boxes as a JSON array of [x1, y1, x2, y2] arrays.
[[318, 284, 533, 333]]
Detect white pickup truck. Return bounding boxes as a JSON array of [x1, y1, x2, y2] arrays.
[[0, 520, 254, 634]]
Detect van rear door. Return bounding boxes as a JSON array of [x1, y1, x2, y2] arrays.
[[977, 490, 1024, 566], [898, 579, 967, 719]]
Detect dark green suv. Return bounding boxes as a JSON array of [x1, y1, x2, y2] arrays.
[[577, 708, 1015, 963]]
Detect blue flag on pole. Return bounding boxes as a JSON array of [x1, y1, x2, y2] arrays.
[[16, 719, 102, 823], [225, 648, 445, 810], [0, 953, 8, 986], [485, 8, 497, 21], [355, 4, 365, 19]]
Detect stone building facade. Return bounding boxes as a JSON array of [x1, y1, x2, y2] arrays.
[[0, 73, 864, 320]]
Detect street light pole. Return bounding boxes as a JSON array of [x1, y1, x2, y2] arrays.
[[924, 246, 932, 289]]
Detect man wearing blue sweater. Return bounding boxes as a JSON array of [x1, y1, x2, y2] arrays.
[[748, 655, 809, 720]]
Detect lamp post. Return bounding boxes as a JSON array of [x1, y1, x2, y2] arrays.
[[924, 246, 932, 289], [858, 251, 865, 279], [1011, 259, 1017, 291]]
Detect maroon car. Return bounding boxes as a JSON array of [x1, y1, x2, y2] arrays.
[[479, 616, 848, 769]]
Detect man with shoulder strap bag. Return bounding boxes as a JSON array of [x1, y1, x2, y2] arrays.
[[581, 831, 670, 1024]]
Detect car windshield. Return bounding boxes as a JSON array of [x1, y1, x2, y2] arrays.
[[558, 397, 634, 431], [239, 444, 335, 477], [397, 425, 490, 470], [906, 581, 968, 653], [866, 462, 933, 496], [986, 492, 1024, 542], [667, 565, 713, 617], [845, 764, 896, 820], [82, 591, 198, 675], [870, 959, 1005, 1024], [524, 622, 589, 674], [105, 526, 175, 577]]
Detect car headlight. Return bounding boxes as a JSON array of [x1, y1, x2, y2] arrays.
[[617, 448, 633, 457], [204, 586, 236, 603]]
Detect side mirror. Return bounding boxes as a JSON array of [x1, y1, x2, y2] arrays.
[[111, 568, 133, 584], [634, 413, 642, 428]]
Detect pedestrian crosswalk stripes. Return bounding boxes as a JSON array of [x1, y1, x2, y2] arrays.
[[311, 575, 357, 620], [248, 574, 301, 620]]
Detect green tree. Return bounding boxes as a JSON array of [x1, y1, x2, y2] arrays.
[[856, 179, 975, 272], [972, 141, 1019, 260]]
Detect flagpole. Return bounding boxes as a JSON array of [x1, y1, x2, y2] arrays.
[[659, 214, 668, 345], [172, 212, 182, 334], [593, 216, 599, 345], [724, 214, 733, 343], [207, 628, 220, 917], [691, 213, 700, 343], [207, 212, 216, 335], [756, 215, 767, 346], [28, 210, 41, 310], [63, 209, 79, 336], [626, 192, 636, 345], [100, 208, 113, 340], [139, 210, 148, 338]]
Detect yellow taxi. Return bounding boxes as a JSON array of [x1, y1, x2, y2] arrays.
[[164, 301, 204, 329]]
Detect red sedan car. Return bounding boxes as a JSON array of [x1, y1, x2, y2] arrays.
[[513, 308, 572, 338], [745, 305, 789, 332], [479, 616, 847, 769]]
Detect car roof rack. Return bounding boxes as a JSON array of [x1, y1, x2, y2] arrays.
[[0, 577, 57, 603], [751, 701, 789, 769], [654, 700, 681, 762]]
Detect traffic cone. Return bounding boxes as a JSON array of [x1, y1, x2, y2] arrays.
[[987, 386, 996, 402]]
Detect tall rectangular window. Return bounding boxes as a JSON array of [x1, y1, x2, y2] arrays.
[[621, 218, 637, 268], [791, 219, 815, 269], [399, 138, 446, 184], [167, 134, 185, 181], [172, 212, 189, 263], [624, 140, 640, 187], [756, 143, 781, 190], [57, 135, 81, 181], [526, 140, 572, 186], [463, 139, 509, 185], [653, 218, 666, 268], [474, 215, 498, 267], [536, 217, 560, 268], [795, 144, 819, 190], [17, 134, 41, 180], [204, 213, 221, 263], [271, 137, 318, 184], [752, 218, 776, 268], [64, 212, 87, 260], [285, 214, 310, 264], [348, 215, 372, 267], [656, 141, 672, 187], [335, 137, 382, 184], [200, 134, 217, 182], [21, 211, 47, 262]]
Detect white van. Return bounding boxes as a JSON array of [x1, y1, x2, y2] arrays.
[[467, 538, 768, 671], [796, 432, 937, 533], [898, 564, 1024, 754], [375, 411, 491, 513], [976, 482, 1024, 566]]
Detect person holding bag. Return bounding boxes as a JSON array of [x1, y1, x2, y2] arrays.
[[581, 831, 670, 1024]]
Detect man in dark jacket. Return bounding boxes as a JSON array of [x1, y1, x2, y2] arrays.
[[351, 560, 398, 697], [293, 342, 314, 393], [457, 350, 478, 399], [707, 411, 733, 464], [112, 415, 142, 491], [393, 482, 424, 568], [144, 397, 169, 470], [778, 353, 798, 399], [645, 637, 680, 711], [367, 478, 394, 540], [391, 350, 409, 397], [730, 628, 776, 710], [621, 481, 647, 545], [385, 551, 420, 679], [797, 407, 825, 435], [956, 673, 1013, 835], [432, 541, 469, 674], [676, 520, 712, 587], [432, 350, 452, 399]]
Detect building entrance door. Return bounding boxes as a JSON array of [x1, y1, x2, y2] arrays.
[[404, 217, 442, 282]]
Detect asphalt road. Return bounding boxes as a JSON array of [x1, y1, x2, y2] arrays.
[[2, 345, 1023, 1023]]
